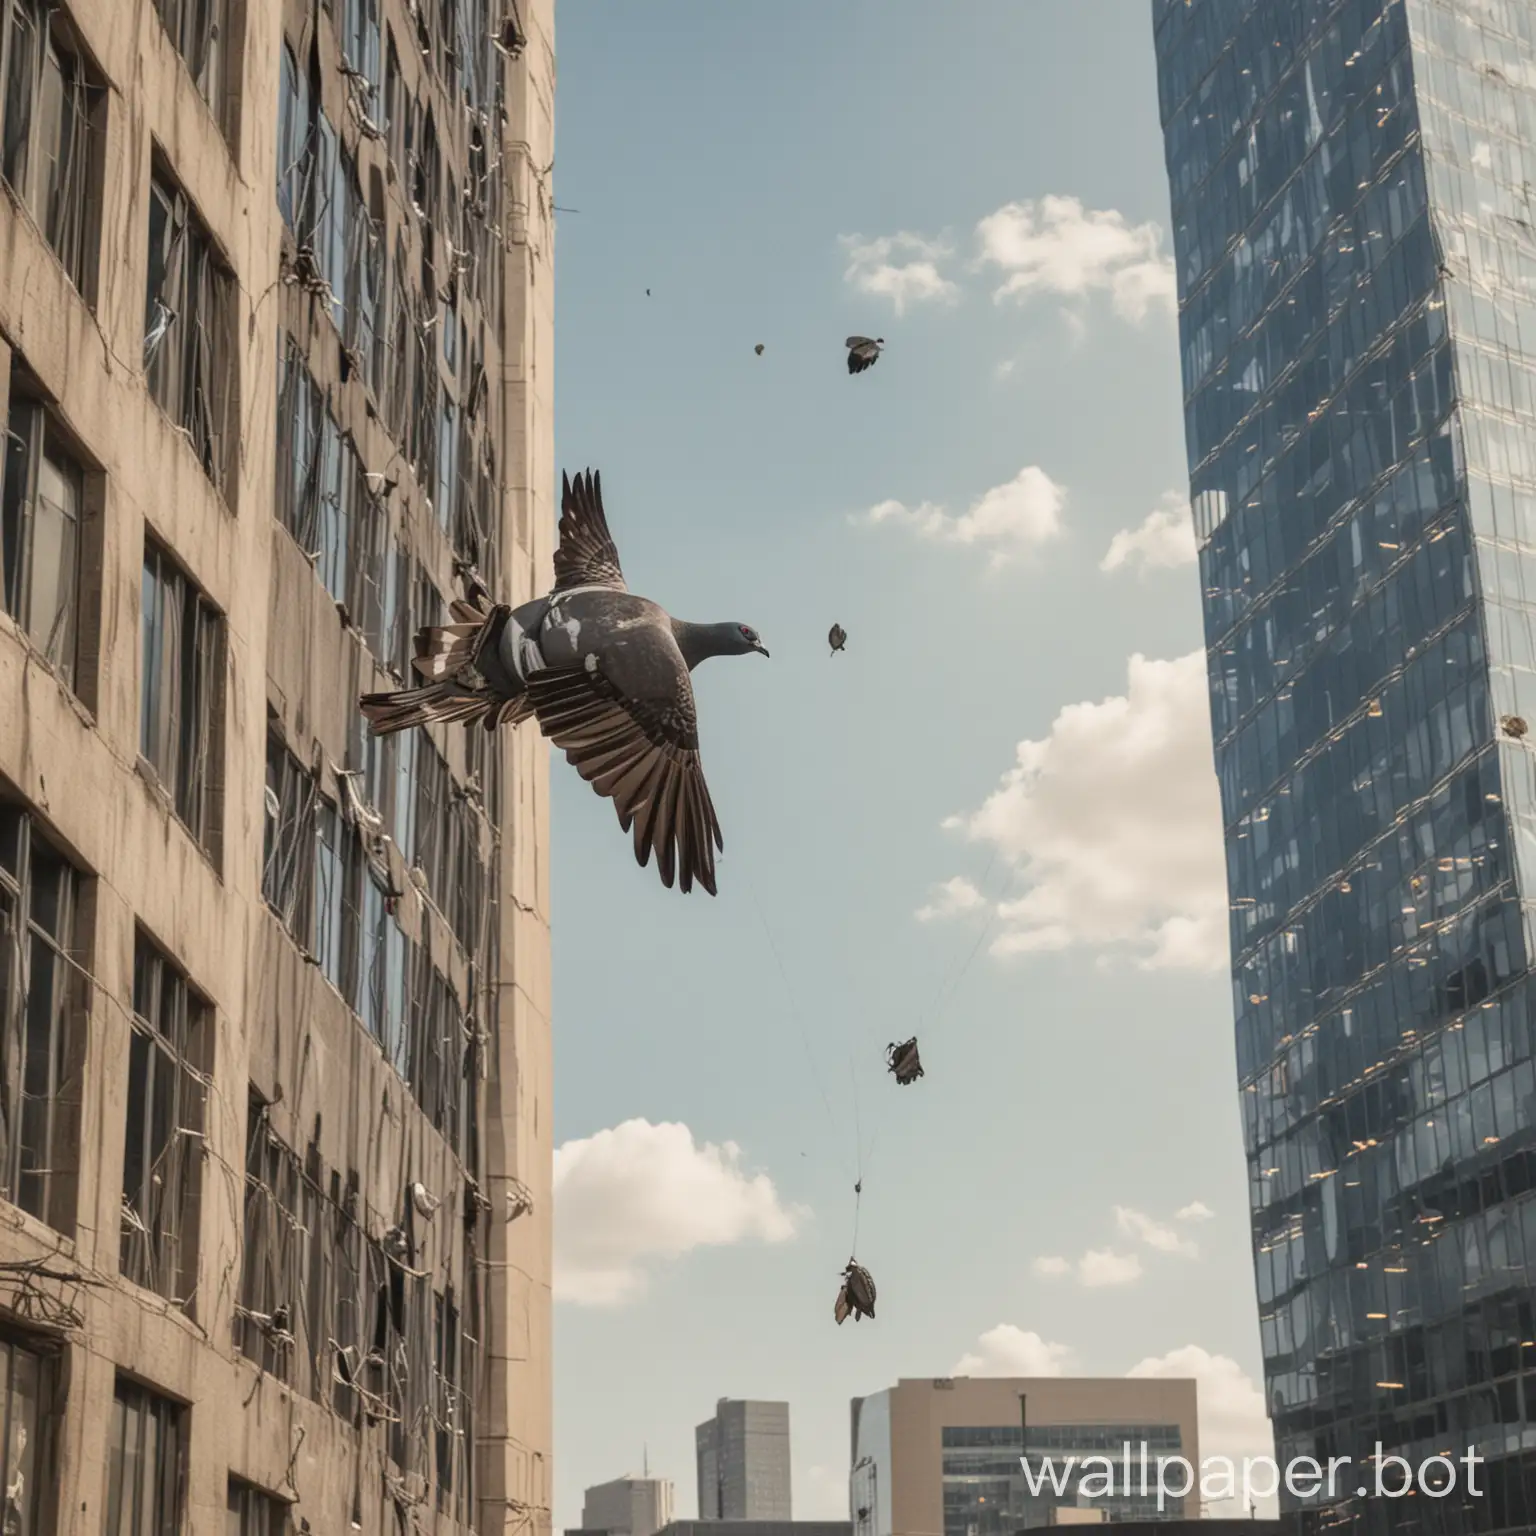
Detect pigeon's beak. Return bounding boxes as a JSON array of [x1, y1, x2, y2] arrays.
[[753, 641, 770, 658]]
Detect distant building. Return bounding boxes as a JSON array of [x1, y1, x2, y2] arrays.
[[849, 1376, 1200, 1534], [696, 1399, 793, 1520], [583, 1477, 677, 1536], [1032, 1525, 1279, 1535], [659, 1523, 848, 1536]]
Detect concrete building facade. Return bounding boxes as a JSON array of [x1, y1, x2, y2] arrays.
[[0, 0, 554, 1531], [848, 1377, 1200, 1536], [696, 1400, 793, 1521], [582, 1476, 676, 1536]]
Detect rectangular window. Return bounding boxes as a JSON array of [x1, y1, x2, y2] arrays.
[[274, 335, 322, 552], [141, 540, 223, 854], [237, 1091, 322, 1394], [0, 0, 102, 295], [341, 0, 381, 114], [276, 44, 308, 228], [151, 0, 233, 141], [121, 932, 208, 1306], [262, 736, 313, 939], [312, 799, 344, 991], [0, 802, 82, 1232], [104, 1377, 184, 1536], [349, 479, 388, 659], [143, 169, 236, 495], [315, 414, 349, 604], [2, 382, 85, 687], [227, 1478, 287, 1534], [0, 1331, 59, 1536]]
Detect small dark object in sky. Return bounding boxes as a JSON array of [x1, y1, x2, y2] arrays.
[[1503, 714, 1528, 740], [646, 288, 651, 296], [887, 1037, 923, 1085], [828, 623, 847, 655], [360, 470, 769, 896], [846, 336, 884, 375], [755, 343, 764, 355], [835, 1259, 877, 1324]]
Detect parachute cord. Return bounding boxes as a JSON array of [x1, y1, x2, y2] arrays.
[[921, 857, 1022, 1045], [746, 883, 858, 1185], [922, 844, 1002, 1026]]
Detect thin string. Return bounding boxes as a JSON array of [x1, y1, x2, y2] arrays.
[[746, 883, 858, 1185]]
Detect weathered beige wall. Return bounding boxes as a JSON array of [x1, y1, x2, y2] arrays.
[[0, 0, 554, 1529]]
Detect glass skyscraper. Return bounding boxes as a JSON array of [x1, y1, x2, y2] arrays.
[[1153, 2, 1536, 1531]]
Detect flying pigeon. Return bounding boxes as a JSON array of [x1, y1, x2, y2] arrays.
[[886, 1036, 923, 1085], [828, 623, 846, 655], [835, 1259, 877, 1324], [358, 469, 769, 895], [646, 288, 651, 296], [846, 336, 884, 375]]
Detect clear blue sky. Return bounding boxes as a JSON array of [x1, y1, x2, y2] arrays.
[[550, 1, 1269, 1525]]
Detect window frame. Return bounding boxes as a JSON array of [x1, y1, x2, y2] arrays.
[[150, 0, 237, 145], [1, 385, 85, 688], [0, 0, 103, 298], [143, 166, 238, 498], [140, 537, 225, 859], [105, 1375, 186, 1536], [120, 930, 209, 1310], [0, 801, 82, 1233]]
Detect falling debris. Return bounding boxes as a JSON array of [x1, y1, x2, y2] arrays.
[[886, 1036, 923, 1085], [360, 470, 770, 896], [834, 1259, 877, 1324], [828, 623, 847, 655], [755, 343, 765, 355], [410, 1182, 440, 1220], [1502, 714, 1528, 740], [846, 336, 884, 375]]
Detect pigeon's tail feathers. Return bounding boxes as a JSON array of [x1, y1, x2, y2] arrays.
[[360, 681, 505, 736], [412, 621, 486, 681], [410, 601, 512, 682]]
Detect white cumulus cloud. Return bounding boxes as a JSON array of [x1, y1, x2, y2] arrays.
[[975, 195, 1177, 322], [1176, 1200, 1215, 1222], [1078, 1248, 1144, 1287], [1115, 1206, 1198, 1258], [840, 231, 960, 316], [1127, 1345, 1276, 1514], [1101, 492, 1197, 574], [952, 1324, 1076, 1377], [916, 876, 986, 923], [942, 650, 1226, 971], [858, 466, 1065, 569], [553, 1119, 799, 1306], [1033, 1255, 1071, 1279]]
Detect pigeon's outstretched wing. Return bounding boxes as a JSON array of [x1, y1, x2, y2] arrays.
[[846, 337, 881, 376], [555, 469, 627, 593], [524, 658, 724, 894]]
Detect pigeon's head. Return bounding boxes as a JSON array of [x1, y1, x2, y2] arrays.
[[730, 623, 770, 658]]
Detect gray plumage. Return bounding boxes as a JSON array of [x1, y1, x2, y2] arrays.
[[835, 1259, 877, 1324], [754, 343, 764, 356], [359, 469, 769, 896], [846, 336, 884, 375], [828, 623, 846, 655], [886, 1036, 923, 1085]]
